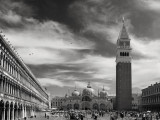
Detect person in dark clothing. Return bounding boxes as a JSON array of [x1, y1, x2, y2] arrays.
[[120, 112, 124, 119], [45, 113, 47, 118], [80, 113, 84, 120]]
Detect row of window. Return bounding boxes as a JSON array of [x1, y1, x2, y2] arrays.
[[0, 77, 20, 97], [142, 87, 160, 96], [51, 101, 63, 107], [120, 52, 129, 56], [142, 96, 160, 104], [0, 75, 45, 105], [0, 39, 48, 102]]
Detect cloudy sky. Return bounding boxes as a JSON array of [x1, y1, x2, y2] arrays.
[[1, 0, 160, 97]]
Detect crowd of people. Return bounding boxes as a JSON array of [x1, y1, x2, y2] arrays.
[[110, 111, 160, 120], [51, 110, 160, 120], [51, 110, 107, 120], [66, 110, 107, 120]]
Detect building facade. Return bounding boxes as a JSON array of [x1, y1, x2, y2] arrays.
[[142, 82, 160, 111], [0, 32, 49, 120], [52, 83, 113, 111], [132, 94, 141, 111], [51, 96, 65, 110], [116, 20, 132, 110]]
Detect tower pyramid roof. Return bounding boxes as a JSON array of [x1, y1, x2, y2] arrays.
[[118, 18, 130, 40]]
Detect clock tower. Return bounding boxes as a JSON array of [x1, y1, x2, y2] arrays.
[[116, 19, 132, 110]]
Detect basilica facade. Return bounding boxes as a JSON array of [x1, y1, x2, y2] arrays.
[[60, 82, 113, 111]]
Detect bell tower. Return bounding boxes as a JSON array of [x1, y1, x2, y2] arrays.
[[116, 19, 132, 110]]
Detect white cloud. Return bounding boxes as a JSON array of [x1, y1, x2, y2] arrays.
[[38, 78, 65, 87], [6, 21, 94, 50], [136, 0, 160, 13], [1, 11, 22, 23], [38, 78, 89, 89], [3, 20, 95, 65], [16, 47, 66, 64]]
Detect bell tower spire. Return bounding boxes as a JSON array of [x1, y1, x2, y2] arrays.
[[118, 18, 129, 39], [116, 18, 132, 111]]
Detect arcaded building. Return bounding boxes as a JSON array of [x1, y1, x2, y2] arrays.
[[116, 20, 132, 110], [61, 82, 113, 111], [0, 32, 49, 120], [142, 82, 160, 111]]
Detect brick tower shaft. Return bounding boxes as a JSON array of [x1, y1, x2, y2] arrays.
[[116, 19, 132, 110]]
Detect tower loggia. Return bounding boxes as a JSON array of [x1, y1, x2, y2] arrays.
[[116, 19, 132, 110]]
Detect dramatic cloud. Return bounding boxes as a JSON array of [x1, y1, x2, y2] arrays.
[[1, 0, 160, 97]]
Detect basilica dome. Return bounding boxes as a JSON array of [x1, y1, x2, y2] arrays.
[[72, 89, 80, 97], [82, 82, 95, 96], [100, 87, 108, 98]]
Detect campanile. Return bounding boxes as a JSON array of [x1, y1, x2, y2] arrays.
[[116, 19, 132, 110]]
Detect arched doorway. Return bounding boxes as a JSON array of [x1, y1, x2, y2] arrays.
[[74, 104, 79, 110], [67, 104, 72, 110], [14, 103, 18, 120], [0, 100, 4, 120], [82, 102, 90, 110], [5, 101, 9, 120], [92, 103, 99, 110], [100, 103, 106, 111], [10, 102, 13, 120]]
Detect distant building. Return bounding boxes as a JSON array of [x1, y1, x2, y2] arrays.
[[132, 94, 141, 111], [138, 95, 142, 111], [116, 19, 132, 110], [142, 82, 160, 111], [51, 82, 113, 111], [51, 96, 65, 110]]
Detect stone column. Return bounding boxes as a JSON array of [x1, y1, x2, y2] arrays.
[[3, 78, 5, 93], [8, 105, 10, 120], [2, 107, 5, 120], [8, 83, 10, 94], [24, 106, 26, 118], [1, 79, 3, 92], [31, 108, 33, 117], [12, 83, 14, 95], [22, 106, 24, 118], [11, 108, 14, 120], [18, 108, 21, 119], [16, 108, 18, 120], [4, 81, 7, 93], [30, 108, 33, 117], [20, 107, 23, 119], [13, 87, 15, 96]]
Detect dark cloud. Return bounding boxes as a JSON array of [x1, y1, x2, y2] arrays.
[[0, 0, 34, 29], [82, 30, 116, 57], [28, 63, 92, 80], [27, 64, 81, 78], [27, 63, 112, 84], [0, 0, 159, 40], [16, 0, 135, 31], [132, 51, 150, 60], [23, 0, 82, 30], [129, 10, 160, 40]]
